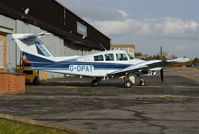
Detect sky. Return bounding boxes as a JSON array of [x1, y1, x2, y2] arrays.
[[58, 0, 199, 58]]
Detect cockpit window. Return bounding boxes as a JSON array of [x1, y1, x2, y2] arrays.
[[94, 55, 104, 61], [105, 53, 114, 61], [116, 53, 128, 61], [127, 53, 134, 60]]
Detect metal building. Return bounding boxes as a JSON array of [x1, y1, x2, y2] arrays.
[[0, 0, 111, 78]]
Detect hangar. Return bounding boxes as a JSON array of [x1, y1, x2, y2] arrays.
[[0, 0, 111, 78]]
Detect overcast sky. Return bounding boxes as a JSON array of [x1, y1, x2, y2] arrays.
[[58, 0, 199, 58]]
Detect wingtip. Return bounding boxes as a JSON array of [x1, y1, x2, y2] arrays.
[[168, 57, 190, 63]]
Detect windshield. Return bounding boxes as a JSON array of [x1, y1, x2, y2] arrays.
[[116, 53, 128, 61], [127, 53, 134, 60]]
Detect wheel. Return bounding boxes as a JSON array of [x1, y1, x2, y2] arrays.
[[91, 80, 99, 87], [138, 79, 146, 86], [124, 80, 132, 88]]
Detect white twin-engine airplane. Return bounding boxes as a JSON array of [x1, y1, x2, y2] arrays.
[[12, 33, 190, 87]]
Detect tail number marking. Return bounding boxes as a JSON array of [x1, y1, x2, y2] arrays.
[[69, 65, 94, 72]]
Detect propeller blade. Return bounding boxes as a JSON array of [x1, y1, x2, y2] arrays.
[[160, 68, 164, 83]]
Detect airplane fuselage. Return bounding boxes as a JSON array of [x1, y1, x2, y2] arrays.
[[28, 50, 144, 77]]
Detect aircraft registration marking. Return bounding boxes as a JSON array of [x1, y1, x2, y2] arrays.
[[35, 41, 51, 57], [69, 65, 94, 72]]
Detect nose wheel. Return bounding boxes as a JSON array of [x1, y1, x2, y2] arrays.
[[124, 80, 133, 88], [124, 75, 135, 88]]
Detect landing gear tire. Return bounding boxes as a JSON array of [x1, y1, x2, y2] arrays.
[[138, 79, 146, 86], [124, 80, 133, 88], [91, 79, 99, 87]]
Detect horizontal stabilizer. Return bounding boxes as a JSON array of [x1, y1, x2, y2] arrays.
[[12, 32, 51, 40]]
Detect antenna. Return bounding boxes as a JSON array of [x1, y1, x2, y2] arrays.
[[160, 45, 163, 59], [99, 42, 107, 51]]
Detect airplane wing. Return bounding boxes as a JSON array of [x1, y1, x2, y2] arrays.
[[167, 57, 190, 63], [108, 57, 190, 77]]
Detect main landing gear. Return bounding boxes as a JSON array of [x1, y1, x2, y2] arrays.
[[138, 77, 146, 86], [91, 78, 101, 87]]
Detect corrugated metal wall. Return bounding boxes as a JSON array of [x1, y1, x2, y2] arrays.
[[0, 15, 102, 78], [64, 41, 101, 56]]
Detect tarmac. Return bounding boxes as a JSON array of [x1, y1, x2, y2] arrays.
[[0, 67, 199, 134]]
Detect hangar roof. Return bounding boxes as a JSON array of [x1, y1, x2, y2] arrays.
[[0, 0, 110, 50]]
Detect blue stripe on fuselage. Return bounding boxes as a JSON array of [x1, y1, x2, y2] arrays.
[[29, 62, 131, 71], [24, 52, 131, 70], [31, 67, 125, 71], [30, 61, 131, 69], [24, 52, 54, 63]]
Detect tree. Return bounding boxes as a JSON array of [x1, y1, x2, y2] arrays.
[[192, 58, 199, 65], [135, 52, 143, 57]]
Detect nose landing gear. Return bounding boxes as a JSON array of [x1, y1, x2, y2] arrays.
[[124, 76, 146, 88], [124, 80, 133, 88], [124, 75, 135, 88]]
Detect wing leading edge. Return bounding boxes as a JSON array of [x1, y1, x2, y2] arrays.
[[108, 57, 190, 77]]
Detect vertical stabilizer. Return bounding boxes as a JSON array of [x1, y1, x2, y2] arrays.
[[12, 33, 53, 57], [12, 33, 55, 66]]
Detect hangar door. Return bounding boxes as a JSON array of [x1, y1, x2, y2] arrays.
[[0, 35, 7, 72]]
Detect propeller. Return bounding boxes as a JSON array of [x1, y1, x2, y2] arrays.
[[160, 46, 164, 83], [160, 68, 164, 83]]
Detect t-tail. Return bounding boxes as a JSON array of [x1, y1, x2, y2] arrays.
[[12, 32, 55, 67]]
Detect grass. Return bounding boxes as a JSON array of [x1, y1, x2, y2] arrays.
[[135, 117, 151, 121], [160, 95, 175, 99], [81, 90, 100, 95], [0, 119, 80, 134]]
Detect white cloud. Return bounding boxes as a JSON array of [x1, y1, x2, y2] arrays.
[[86, 16, 199, 39], [117, 10, 128, 17], [155, 18, 199, 37], [174, 45, 187, 52]]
